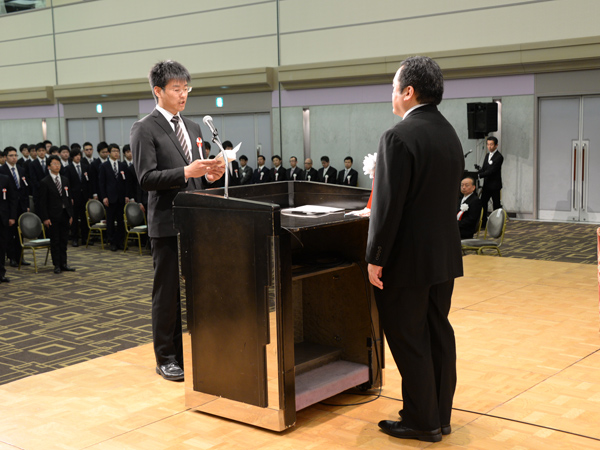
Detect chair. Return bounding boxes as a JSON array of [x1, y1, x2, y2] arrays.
[[474, 207, 484, 238], [123, 202, 148, 255], [17, 212, 51, 273], [461, 208, 508, 256], [85, 199, 107, 250]]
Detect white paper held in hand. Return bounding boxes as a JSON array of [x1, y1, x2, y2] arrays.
[[214, 142, 242, 164]]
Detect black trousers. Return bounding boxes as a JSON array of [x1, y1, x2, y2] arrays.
[[0, 222, 7, 277], [150, 236, 183, 367], [47, 209, 70, 268], [106, 200, 125, 246], [480, 187, 501, 226], [70, 197, 89, 243], [374, 279, 457, 431]]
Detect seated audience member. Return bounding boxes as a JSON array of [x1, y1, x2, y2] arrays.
[[457, 177, 483, 239], [66, 147, 92, 247], [39, 155, 75, 274], [213, 141, 240, 187], [99, 143, 130, 251], [238, 155, 253, 185], [251, 155, 271, 183], [287, 156, 303, 181], [303, 158, 318, 181], [0, 146, 31, 266], [337, 156, 358, 186], [0, 170, 17, 282], [318, 156, 337, 184], [270, 155, 287, 182]]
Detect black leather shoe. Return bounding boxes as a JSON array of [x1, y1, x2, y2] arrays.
[[156, 363, 184, 381], [60, 265, 76, 272], [110, 245, 118, 252], [398, 409, 451, 435], [0, 276, 10, 282], [54, 267, 62, 274], [20, 259, 31, 266], [9, 260, 18, 267], [378, 420, 442, 442]]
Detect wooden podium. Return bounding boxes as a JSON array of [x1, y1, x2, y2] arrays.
[[173, 181, 384, 431]]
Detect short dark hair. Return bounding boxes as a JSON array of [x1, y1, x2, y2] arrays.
[[272, 155, 281, 161], [59, 145, 70, 152], [28, 144, 35, 151], [320, 156, 329, 163], [258, 154, 265, 160], [43, 140, 52, 146], [398, 56, 444, 105], [19, 143, 28, 151], [290, 156, 297, 162], [5, 146, 17, 156], [239, 154, 248, 161], [123, 144, 131, 153], [204, 142, 211, 151], [83, 141, 93, 148], [97, 141, 108, 152], [70, 148, 82, 159], [47, 154, 60, 166], [49, 146, 59, 154], [36, 142, 45, 151], [344, 156, 353, 163], [70, 143, 81, 150], [486, 136, 498, 145], [221, 140, 233, 149], [109, 143, 120, 151], [148, 60, 191, 101]]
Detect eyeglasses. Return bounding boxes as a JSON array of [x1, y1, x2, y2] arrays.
[[165, 86, 192, 95]]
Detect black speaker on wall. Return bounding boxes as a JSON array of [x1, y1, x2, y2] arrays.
[[467, 102, 498, 139]]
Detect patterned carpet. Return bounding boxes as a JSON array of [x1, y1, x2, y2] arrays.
[[0, 219, 598, 385]]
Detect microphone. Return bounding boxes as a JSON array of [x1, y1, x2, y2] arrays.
[[464, 149, 473, 159], [203, 115, 218, 136]]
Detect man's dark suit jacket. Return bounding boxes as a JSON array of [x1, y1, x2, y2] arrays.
[[366, 104, 464, 288], [38, 174, 73, 221], [0, 174, 17, 226], [65, 162, 92, 205], [252, 166, 271, 184], [318, 166, 338, 184], [287, 166, 303, 181], [337, 168, 359, 186], [239, 164, 253, 185], [212, 160, 241, 188], [478, 151, 503, 191], [457, 193, 482, 239], [0, 164, 29, 213], [303, 167, 318, 181], [81, 157, 97, 197], [29, 158, 47, 204], [98, 160, 131, 204], [270, 165, 287, 182], [131, 109, 205, 238]]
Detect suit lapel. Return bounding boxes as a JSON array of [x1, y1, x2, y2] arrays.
[[182, 116, 202, 162], [151, 110, 190, 165]]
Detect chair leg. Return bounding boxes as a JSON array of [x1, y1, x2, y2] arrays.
[[18, 250, 24, 270], [123, 232, 129, 253], [32, 249, 38, 273], [86, 229, 91, 248], [44, 248, 50, 266], [137, 234, 142, 255], [100, 231, 104, 250]]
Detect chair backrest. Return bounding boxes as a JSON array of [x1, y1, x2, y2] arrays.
[[87, 199, 105, 224], [19, 212, 43, 240], [485, 208, 507, 240], [475, 207, 484, 237], [124, 202, 145, 228]]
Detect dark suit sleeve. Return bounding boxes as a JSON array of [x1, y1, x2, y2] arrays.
[[131, 119, 187, 192], [98, 164, 107, 201], [478, 153, 503, 179], [366, 130, 412, 267], [39, 179, 49, 221]]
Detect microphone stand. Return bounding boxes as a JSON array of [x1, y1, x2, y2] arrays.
[[210, 132, 230, 199]]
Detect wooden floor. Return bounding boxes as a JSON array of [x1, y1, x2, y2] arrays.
[[1, 255, 600, 449]]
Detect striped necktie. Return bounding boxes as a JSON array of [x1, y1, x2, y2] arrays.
[[11, 167, 20, 188], [54, 175, 62, 194], [171, 116, 191, 163]]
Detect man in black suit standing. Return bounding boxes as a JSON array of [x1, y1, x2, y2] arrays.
[[212, 140, 240, 188], [476, 136, 503, 228], [238, 155, 253, 185], [457, 177, 482, 239], [303, 158, 318, 181], [251, 155, 271, 184], [66, 147, 92, 247], [367, 56, 464, 443], [0, 172, 17, 282], [270, 155, 287, 182], [39, 155, 75, 274], [0, 147, 31, 267], [29, 142, 48, 211], [287, 156, 303, 181], [131, 60, 224, 382], [318, 156, 337, 184], [337, 156, 359, 186], [99, 143, 131, 251]]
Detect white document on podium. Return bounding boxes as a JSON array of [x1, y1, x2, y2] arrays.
[[281, 205, 344, 216], [214, 142, 241, 164]]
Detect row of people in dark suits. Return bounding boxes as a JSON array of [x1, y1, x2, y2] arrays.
[[225, 154, 359, 186]]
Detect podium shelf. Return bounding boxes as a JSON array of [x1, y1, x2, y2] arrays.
[[294, 342, 342, 376], [291, 260, 356, 281], [295, 360, 369, 411]]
